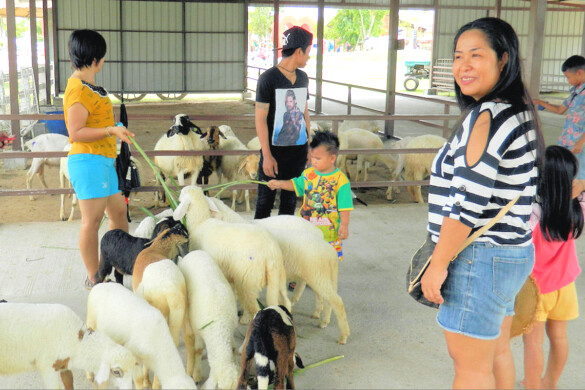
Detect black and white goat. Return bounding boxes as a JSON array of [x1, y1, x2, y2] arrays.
[[96, 217, 183, 283], [238, 305, 303, 390]]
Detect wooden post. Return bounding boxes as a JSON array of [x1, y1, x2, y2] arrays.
[[315, 0, 324, 114], [42, 0, 51, 103], [29, 0, 40, 106], [524, 0, 547, 98], [7, 0, 21, 150], [384, 0, 400, 138]]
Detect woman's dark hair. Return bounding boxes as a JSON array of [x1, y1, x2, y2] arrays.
[[538, 145, 583, 241], [310, 130, 339, 155], [68, 29, 107, 69], [452, 17, 544, 169]]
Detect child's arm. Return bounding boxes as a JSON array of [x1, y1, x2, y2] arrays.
[[533, 98, 568, 115], [338, 210, 350, 240], [267, 179, 294, 191], [573, 179, 585, 199], [573, 132, 585, 154]]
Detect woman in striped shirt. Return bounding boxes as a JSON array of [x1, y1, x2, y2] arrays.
[[420, 18, 545, 389]]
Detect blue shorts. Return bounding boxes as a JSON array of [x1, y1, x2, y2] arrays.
[[437, 241, 534, 340], [68, 154, 119, 200], [576, 148, 585, 180]]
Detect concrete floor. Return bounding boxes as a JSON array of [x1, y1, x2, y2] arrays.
[[1, 200, 584, 389]]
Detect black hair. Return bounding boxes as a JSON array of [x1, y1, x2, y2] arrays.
[[281, 45, 311, 59], [310, 130, 339, 155], [285, 89, 296, 102], [68, 29, 107, 70], [538, 145, 583, 241], [451, 17, 544, 170], [561, 55, 585, 73]]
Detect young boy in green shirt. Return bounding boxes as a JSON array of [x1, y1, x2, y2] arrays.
[[268, 131, 353, 261]]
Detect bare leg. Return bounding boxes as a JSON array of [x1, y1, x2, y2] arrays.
[[444, 330, 497, 389], [542, 320, 568, 390], [105, 192, 129, 232], [78, 197, 108, 283], [522, 321, 546, 389], [494, 316, 515, 389]]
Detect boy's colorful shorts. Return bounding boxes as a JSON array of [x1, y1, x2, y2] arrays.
[[329, 239, 343, 261]]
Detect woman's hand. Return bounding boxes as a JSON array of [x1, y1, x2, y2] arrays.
[[108, 126, 135, 144], [421, 262, 448, 305]]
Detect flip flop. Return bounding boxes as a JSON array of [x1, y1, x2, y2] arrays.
[[85, 277, 97, 290]]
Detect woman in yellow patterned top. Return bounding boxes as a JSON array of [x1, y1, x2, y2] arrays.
[[64, 30, 134, 289]]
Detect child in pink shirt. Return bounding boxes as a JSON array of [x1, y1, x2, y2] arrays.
[[522, 146, 585, 389]]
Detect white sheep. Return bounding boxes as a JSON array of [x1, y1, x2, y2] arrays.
[[383, 136, 413, 201], [173, 185, 291, 325], [0, 302, 137, 389], [246, 136, 260, 151], [339, 119, 385, 134], [217, 134, 260, 212], [337, 128, 397, 183], [133, 209, 174, 239], [136, 259, 189, 389], [178, 251, 239, 389], [86, 283, 197, 389], [253, 222, 351, 345], [24, 133, 70, 201], [389, 134, 446, 203], [154, 114, 206, 204], [58, 143, 77, 221], [217, 124, 236, 138]]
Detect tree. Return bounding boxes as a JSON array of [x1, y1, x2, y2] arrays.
[[325, 9, 387, 50], [249, 7, 273, 42]]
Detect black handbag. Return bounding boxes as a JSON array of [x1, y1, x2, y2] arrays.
[[116, 141, 141, 222], [407, 195, 520, 308]]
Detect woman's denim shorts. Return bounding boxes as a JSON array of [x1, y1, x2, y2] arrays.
[[437, 241, 534, 340], [68, 154, 119, 200]]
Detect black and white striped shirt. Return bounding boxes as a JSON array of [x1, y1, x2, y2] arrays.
[[428, 102, 538, 246]]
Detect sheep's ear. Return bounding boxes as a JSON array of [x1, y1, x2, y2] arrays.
[[173, 198, 190, 221], [94, 361, 110, 386], [205, 196, 220, 213], [166, 128, 175, 138], [237, 158, 248, 175]]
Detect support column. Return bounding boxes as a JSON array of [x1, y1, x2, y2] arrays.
[[384, 0, 400, 138], [273, 1, 279, 68], [42, 0, 51, 103], [7, 0, 21, 150], [494, 0, 502, 18], [29, 0, 40, 106], [581, 11, 585, 57], [524, 0, 547, 98], [315, 0, 324, 114]]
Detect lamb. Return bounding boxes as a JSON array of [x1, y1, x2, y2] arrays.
[[96, 217, 183, 284], [131, 223, 190, 291], [338, 119, 385, 134], [178, 251, 239, 389], [252, 223, 351, 344], [24, 133, 70, 201], [217, 133, 260, 212], [86, 283, 197, 389], [246, 136, 260, 151], [153, 114, 206, 204], [135, 259, 189, 389], [59, 143, 77, 222], [0, 302, 137, 389], [389, 134, 446, 203], [196, 126, 226, 191], [237, 305, 304, 390], [133, 209, 174, 239], [337, 128, 397, 183], [173, 185, 291, 324]]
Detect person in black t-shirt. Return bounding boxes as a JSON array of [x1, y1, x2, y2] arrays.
[[254, 26, 313, 219]]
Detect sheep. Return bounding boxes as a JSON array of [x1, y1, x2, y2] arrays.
[[217, 133, 260, 212], [218, 124, 236, 138], [196, 126, 227, 192], [131, 223, 190, 291], [135, 259, 189, 389], [337, 128, 398, 183], [133, 209, 174, 239], [252, 223, 351, 345], [0, 302, 137, 389], [338, 119, 385, 134], [178, 250, 239, 389], [59, 143, 77, 222], [96, 217, 183, 284], [246, 136, 260, 151], [86, 283, 197, 389], [173, 185, 291, 325], [153, 114, 206, 205], [24, 133, 70, 201], [389, 134, 446, 204], [237, 305, 304, 390]]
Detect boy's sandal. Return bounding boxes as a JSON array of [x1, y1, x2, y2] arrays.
[[85, 277, 97, 290]]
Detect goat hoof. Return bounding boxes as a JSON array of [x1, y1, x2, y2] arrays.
[[311, 312, 320, 319], [337, 335, 348, 345], [318, 320, 329, 329]]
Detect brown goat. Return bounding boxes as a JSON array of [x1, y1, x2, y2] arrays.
[[131, 224, 189, 291], [238, 305, 303, 390], [197, 125, 227, 190]]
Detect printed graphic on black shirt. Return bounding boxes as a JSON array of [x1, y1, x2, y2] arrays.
[[273, 88, 308, 146]]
